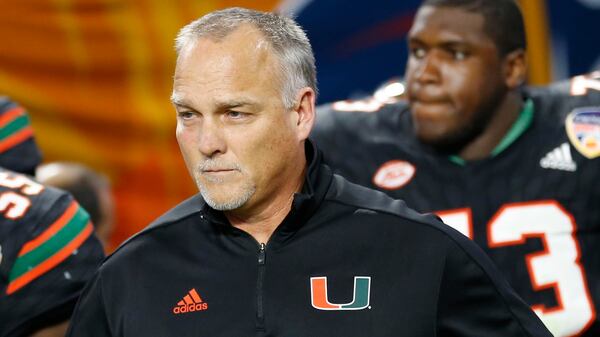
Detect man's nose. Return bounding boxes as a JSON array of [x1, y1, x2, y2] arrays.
[[198, 119, 226, 158], [414, 52, 441, 84]]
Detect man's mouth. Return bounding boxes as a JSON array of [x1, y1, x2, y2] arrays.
[[198, 168, 240, 184], [408, 86, 447, 104], [410, 93, 449, 104], [410, 99, 454, 122], [201, 169, 237, 175], [198, 160, 242, 180]]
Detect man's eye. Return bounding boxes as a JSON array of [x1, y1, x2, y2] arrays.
[[411, 47, 426, 59], [226, 110, 246, 119], [178, 111, 196, 120], [453, 50, 467, 60]]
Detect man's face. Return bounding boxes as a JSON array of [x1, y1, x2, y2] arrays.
[[172, 25, 306, 212], [405, 6, 508, 152]]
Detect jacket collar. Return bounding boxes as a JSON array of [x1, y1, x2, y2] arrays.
[[200, 140, 333, 246]]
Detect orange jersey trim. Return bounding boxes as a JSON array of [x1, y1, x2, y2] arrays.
[[19, 201, 78, 256], [6, 222, 93, 295], [0, 106, 25, 128], [0, 127, 33, 153]]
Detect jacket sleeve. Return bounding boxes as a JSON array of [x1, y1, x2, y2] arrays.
[[67, 270, 113, 337], [436, 235, 553, 336]]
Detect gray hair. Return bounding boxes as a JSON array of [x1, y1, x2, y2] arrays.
[[175, 7, 317, 109]]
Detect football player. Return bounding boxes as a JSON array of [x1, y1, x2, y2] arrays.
[[0, 97, 105, 336], [311, 0, 600, 336]]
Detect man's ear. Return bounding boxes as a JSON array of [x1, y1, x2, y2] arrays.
[[292, 87, 316, 141], [503, 49, 527, 89]]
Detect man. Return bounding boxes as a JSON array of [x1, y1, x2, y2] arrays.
[[67, 7, 551, 336], [0, 97, 105, 337], [36, 162, 115, 248], [311, 0, 600, 336]]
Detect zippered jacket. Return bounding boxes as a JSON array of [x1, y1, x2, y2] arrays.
[[67, 141, 552, 337]]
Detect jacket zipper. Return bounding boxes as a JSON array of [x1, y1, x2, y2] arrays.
[[256, 242, 266, 331]]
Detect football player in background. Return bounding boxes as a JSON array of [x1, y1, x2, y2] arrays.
[[36, 162, 115, 249], [311, 0, 600, 336], [0, 97, 105, 336]]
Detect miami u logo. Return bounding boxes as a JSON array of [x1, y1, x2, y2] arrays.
[[310, 276, 371, 310]]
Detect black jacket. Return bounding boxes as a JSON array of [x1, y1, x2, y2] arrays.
[[67, 142, 551, 337]]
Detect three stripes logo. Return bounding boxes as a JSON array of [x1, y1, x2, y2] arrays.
[[172, 288, 208, 315], [540, 142, 577, 172], [310, 276, 371, 310]]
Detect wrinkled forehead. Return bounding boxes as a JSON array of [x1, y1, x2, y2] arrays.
[[172, 25, 283, 107], [176, 24, 276, 68]]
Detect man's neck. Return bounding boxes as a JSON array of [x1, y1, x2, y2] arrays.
[[457, 93, 523, 161], [225, 164, 307, 245], [226, 193, 295, 244]]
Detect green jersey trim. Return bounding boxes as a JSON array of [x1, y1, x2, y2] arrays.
[[449, 99, 534, 165], [6, 202, 93, 294]]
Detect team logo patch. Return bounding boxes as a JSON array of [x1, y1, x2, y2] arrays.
[[372, 160, 415, 190], [310, 276, 371, 311], [566, 108, 600, 159], [172, 288, 208, 314]]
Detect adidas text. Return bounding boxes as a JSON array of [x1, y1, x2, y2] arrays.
[[173, 303, 208, 314]]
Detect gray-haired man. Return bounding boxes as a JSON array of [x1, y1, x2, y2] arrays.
[[67, 7, 551, 336]]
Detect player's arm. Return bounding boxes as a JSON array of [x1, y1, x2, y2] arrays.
[[436, 234, 552, 336], [311, 103, 345, 157], [5, 190, 105, 336]]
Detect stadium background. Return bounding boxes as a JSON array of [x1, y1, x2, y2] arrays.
[[0, 0, 598, 250]]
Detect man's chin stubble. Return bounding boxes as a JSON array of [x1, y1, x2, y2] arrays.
[[195, 177, 257, 211]]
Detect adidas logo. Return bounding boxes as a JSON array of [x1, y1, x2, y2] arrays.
[[540, 143, 577, 172], [172, 288, 208, 315]]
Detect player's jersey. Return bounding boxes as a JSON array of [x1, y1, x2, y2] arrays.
[[311, 72, 600, 337], [0, 168, 105, 337]]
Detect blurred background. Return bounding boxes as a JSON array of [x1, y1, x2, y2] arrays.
[[1, 0, 598, 250]]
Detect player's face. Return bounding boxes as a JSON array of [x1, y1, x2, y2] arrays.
[[405, 6, 508, 152], [172, 25, 309, 212]]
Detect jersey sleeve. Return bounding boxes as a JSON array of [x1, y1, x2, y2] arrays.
[[436, 233, 553, 336], [311, 103, 348, 166], [2, 192, 105, 336], [312, 102, 379, 178]]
